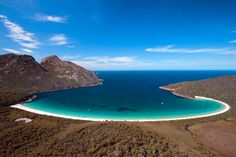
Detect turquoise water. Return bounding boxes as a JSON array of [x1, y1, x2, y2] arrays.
[[24, 71, 235, 121]]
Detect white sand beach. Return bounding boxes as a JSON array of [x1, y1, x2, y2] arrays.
[[10, 96, 230, 122]]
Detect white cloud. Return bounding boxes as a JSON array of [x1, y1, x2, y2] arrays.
[[0, 14, 40, 49], [49, 34, 68, 45], [67, 45, 76, 48], [21, 48, 33, 53], [155, 59, 236, 70], [232, 30, 236, 33], [59, 56, 135, 69], [146, 45, 236, 54], [72, 56, 135, 70], [84, 56, 134, 63], [229, 40, 236, 44], [72, 56, 236, 70], [2, 48, 32, 54], [110, 56, 134, 63], [2, 48, 20, 54], [34, 14, 67, 23], [73, 60, 134, 70], [61, 54, 80, 60]]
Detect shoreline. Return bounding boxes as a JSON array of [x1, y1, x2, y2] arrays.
[[159, 86, 194, 99], [10, 96, 230, 122]]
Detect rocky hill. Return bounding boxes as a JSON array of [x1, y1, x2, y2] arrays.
[[0, 53, 100, 106], [160, 76, 236, 157], [40, 55, 99, 88], [160, 75, 236, 115]]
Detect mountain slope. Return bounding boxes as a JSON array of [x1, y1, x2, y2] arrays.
[[41, 55, 99, 87], [160, 75, 236, 115], [0, 53, 100, 106]]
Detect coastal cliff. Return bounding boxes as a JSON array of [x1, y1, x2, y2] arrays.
[[0, 53, 101, 106]]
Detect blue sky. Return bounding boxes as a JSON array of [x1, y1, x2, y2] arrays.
[[0, 0, 236, 70]]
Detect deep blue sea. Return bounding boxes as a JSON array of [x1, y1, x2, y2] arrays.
[[24, 71, 236, 121]]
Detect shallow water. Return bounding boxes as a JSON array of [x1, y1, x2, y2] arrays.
[[24, 71, 236, 121]]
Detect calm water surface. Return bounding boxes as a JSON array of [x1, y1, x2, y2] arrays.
[[25, 71, 236, 120]]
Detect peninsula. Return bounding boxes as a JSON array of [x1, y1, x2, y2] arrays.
[[160, 76, 236, 116]]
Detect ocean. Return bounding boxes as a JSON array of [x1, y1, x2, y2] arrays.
[[24, 70, 236, 121]]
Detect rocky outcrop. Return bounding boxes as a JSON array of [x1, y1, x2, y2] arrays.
[[0, 53, 101, 106], [40, 55, 100, 87]]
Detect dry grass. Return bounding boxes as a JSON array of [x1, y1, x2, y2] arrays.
[[0, 107, 220, 157]]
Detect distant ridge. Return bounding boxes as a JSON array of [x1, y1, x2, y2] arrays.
[[0, 53, 101, 106]]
